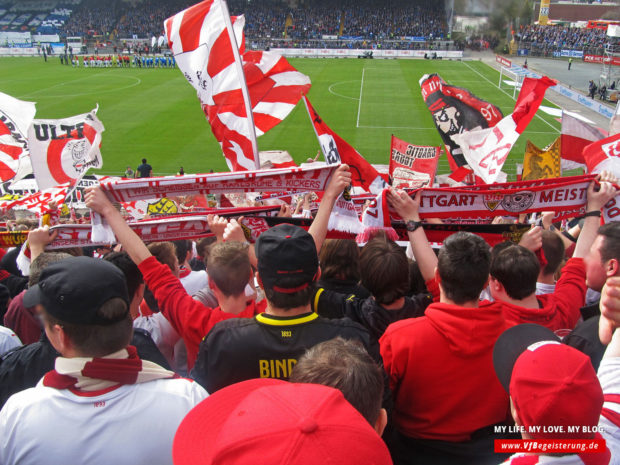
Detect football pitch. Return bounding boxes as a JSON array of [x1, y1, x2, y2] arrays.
[[0, 57, 562, 178]]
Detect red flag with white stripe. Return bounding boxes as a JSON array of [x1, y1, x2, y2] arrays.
[[0, 91, 36, 182], [303, 96, 386, 194], [165, 0, 310, 171], [561, 112, 605, 170]]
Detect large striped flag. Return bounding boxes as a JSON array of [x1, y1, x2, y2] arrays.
[[0, 91, 36, 182], [165, 0, 311, 172], [561, 112, 605, 170]]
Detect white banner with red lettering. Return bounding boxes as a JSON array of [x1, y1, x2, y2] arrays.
[[414, 175, 595, 221], [99, 164, 338, 202]]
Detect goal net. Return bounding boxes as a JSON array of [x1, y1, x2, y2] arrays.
[[498, 65, 526, 99]]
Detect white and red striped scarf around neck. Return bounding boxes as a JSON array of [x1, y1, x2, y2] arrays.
[[43, 346, 177, 392]]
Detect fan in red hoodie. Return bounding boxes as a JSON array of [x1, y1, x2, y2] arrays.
[[382, 187, 510, 465], [486, 179, 616, 333]]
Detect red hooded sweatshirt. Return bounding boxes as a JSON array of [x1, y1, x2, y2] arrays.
[[380, 301, 510, 442]]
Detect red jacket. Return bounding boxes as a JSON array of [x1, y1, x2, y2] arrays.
[[493, 258, 586, 331], [138, 256, 264, 369], [380, 301, 510, 442]]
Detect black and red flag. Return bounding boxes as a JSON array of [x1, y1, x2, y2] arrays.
[[420, 74, 503, 171]]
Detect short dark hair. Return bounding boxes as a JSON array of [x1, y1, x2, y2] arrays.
[[598, 223, 620, 263], [148, 242, 177, 273], [207, 242, 251, 297], [438, 232, 490, 304], [141, 158, 147, 164], [319, 239, 361, 283], [290, 337, 383, 425], [490, 245, 539, 300], [264, 281, 316, 310], [360, 237, 409, 305], [29, 252, 72, 287], [104, 251, 144, 299], [43, 298, 132, 357], [173, 240, 191, 265], [541, 230, 565, 276]]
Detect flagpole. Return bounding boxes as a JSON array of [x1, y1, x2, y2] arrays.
[[220, 0, 260, 170], [302, 96, 325, 160]]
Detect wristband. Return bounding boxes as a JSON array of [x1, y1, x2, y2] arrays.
[[584, 210, 602, 218], [405, 220, 423, 232]]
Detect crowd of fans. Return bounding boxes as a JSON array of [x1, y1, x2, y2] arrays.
[[1, 165, 620, 464], [517, 24, 612, 52], [56, 0, 448, 42]]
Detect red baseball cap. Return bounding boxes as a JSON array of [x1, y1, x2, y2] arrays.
[[173, 378, 392, 465], [493, 324, 603, 439]]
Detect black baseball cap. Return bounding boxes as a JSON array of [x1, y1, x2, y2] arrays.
[[255, 224, 319, 293], [24, 256, 130, 325], [493, 323, 561, 392]]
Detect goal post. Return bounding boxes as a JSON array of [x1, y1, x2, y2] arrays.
[[498, 65, 525, 99]]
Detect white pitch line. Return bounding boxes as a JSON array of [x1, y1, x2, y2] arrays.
[[356, 68, 366, 128], [461, 61, 560, 134], [328, 80, 360, 101]]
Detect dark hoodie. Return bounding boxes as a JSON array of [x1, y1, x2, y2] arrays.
[[380, 301, 510, 442], [313, 288, 432, 340]]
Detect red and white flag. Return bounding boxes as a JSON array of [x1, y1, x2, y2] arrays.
[[611, 101, 620, 137], [389, 135, 440, 188], [165, 0, 310, 172], [583, 133, 620, 222], [303, 96, 386, 193], [451, 76, 555, 184], [28, 108, 104, 191], [561, 112, 606, 170], [4, 185, 69, 216], [0, 91, 36, 182]]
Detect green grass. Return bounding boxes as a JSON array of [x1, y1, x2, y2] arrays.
[[0, 57, 562, 178]]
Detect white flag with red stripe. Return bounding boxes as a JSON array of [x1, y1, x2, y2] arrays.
[[165, 0, 310, 171], [561, 112, 605, 170], [0, 91, 36, 182], [451, 76, 555, 184], [583, 133, 620, 222], [28, 108, 104, 190], [3, 185, 69, 216]]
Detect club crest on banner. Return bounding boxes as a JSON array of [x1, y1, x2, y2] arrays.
[[501, 191, 535, 213], [483, 193, 504, 211]]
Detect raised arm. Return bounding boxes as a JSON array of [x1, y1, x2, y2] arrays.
[[85, 186, 151, 264], [308, 164, 351, 253], [573, 180, 617, 259], [386, 187, 437, 283]]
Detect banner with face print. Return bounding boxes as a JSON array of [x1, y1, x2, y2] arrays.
[[420, 74, 503, 171], [28, 108, 104, 190]]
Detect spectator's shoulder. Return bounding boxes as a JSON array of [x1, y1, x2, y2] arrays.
[[382, 314, 428, 337]]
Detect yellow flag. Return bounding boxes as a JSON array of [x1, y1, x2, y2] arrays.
[[538, 0, 550, 25], [522, 138, 561, 181]]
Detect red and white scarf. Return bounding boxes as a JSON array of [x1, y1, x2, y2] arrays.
[[43, 346, 177, 392]]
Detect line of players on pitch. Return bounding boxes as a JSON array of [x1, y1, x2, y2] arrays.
[[72, 55, 177, 68]]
